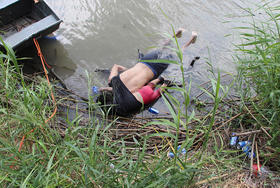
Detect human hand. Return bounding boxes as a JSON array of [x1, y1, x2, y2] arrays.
[[160, 83, 167, 91]]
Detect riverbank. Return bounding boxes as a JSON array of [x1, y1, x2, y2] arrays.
[[0, 34, 279, 187], [1, 2, 280, 187]]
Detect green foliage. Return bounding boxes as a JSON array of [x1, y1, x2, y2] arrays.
[[0, 31, 240, 187], [236, 3, 280, 148]]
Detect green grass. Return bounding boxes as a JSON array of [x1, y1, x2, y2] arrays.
[[235, 2, 280, 150], [1, 22, 278, 186]]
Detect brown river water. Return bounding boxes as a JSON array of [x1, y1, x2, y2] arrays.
[[29, 0, 277, 114]]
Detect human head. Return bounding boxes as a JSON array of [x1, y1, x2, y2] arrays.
[[96, 91, 115, 114]]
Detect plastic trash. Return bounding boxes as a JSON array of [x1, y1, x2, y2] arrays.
[[92, 86, 99, 95], [242, 145, 250, 153], [230, 133, 238, 146], [247, 151, 256, 158], [237, 141, 251, 149], [168, 145, 186, 158], [177, 145, 186, 155], [168, 152, 175, 158], [148, 107, 159, 114], [241, 144, 255, 158], [109, 163, 119, 173], [43, 35, 57, 40], [230, 133, 256, 159], [110, 163, 115, 169], [253, 164, 270, 177]]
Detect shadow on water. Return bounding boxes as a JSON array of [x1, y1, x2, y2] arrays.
[[16, 38, 90, 122], [17, 37, 76, 79]]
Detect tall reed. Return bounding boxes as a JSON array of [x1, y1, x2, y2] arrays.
[[235, 2, 280, 149], [0, 31, 238, 186]]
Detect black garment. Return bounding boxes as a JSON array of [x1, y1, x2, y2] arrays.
[[139, 49, 174, 79], [108, 50, 174, 116], [111, 75, 142, 116]]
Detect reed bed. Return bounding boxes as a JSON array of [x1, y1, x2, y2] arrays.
[[1, 12, 280, 186]]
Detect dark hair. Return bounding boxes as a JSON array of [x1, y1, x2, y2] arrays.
[[96, 91, 116, 114]]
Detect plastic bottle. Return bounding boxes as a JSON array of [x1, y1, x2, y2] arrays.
[[109, 163, 120, 173], [167, 152, 175, 158], [167, 145, 186, 158], [110, 163, 115, 169], [230, 133, 238, 146], [92, 86, 99, 95], [177, 145, 186, 156], [242, 145, 255, 158], [148, 107, 159, 114], [247, 151, 256, 158], [237, 141, 251, 149]]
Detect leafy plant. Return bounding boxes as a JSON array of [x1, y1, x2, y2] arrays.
[[235, 2, 280, 149]]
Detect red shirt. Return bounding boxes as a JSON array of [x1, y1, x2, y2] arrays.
[[138, 83, 161, 104]]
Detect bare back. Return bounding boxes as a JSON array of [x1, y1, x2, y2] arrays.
[[119, 63, 154, 93]]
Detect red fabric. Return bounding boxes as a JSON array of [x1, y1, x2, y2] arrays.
[[138, 83, 161, 104]]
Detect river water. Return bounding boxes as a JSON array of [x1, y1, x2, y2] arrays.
[[41, 0, 261, 100]]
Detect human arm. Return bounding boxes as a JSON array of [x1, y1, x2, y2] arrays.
[[99, 87, 113, 92], [108, 64, 128, 83], [154, 83, 167, 94]]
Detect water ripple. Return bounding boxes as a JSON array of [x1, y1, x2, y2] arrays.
[[43, 0, 279, 97]]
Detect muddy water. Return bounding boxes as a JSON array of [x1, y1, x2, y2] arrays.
[[41, 0, 257, 101]]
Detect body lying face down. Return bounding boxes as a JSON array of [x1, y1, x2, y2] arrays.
[[96, 29, 198, 116], [97, 68, 167, 116]]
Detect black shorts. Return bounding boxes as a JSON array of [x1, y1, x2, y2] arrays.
[[139, 50, 174, 78], [111, 75, 143, 116]]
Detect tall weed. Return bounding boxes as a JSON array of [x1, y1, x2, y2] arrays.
[[0, 30, 239, 187], [235, 2, 280, 148]]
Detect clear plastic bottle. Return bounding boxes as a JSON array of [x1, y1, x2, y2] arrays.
[[237, 141, 251, 149], [168, 145, 186, 158], [230, 133, 238, 146]]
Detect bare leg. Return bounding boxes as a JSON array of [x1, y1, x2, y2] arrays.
[[181, 31, 198, 51], [162, 28, 185, 46]]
